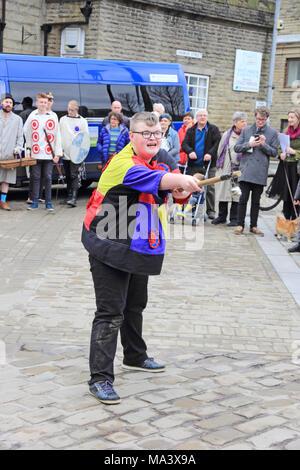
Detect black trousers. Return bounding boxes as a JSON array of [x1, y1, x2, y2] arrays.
[[218, 201, 238, 222], [89, 255, 149, 385], [31, 160, 53, 203], [62, 160, 80, 192], [283, 200, 299, 220], [237, 181, 264, 228]]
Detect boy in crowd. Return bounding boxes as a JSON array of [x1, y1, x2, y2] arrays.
[[24, 92, 62, 211]]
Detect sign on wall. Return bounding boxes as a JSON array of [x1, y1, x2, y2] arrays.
[[233, 50, 262, 93]]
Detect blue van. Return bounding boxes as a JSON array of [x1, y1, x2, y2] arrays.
[[0, 54, 190, 187]]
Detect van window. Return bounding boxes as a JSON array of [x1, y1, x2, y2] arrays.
[[79, 84, 111, 118], [9, 81, 185, 121], [145, 86, 184, 121], [9, 81, 80, 118]]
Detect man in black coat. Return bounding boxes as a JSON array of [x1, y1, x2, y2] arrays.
[[182, 109, 221, 219]]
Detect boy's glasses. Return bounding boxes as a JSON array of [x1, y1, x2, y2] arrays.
[[132, 131, 163, 139]]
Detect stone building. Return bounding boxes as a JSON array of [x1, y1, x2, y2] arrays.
[[272, 0, 300, 131], [0, 0, 45, 56], [1, 0, 279, 130]]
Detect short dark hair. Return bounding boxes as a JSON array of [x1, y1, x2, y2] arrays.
[[22, 96, 33, 107], [108, 111, 123, 124], [183, 111, 194, 119], [255, 106, 270, 118]]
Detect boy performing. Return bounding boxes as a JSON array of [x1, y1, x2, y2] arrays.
[[82, 112, 200, 404]]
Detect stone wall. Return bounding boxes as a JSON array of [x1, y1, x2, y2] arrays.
[[3, 0, 46, 55], [272, 0, 300, 131]]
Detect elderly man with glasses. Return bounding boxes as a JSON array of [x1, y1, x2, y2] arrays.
[[234, 106, 279, 236]]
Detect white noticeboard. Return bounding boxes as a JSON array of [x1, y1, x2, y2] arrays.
[[233, 50, 262, 93]]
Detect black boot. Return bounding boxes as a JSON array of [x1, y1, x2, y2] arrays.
[[211, 201, 227, 224], [60, 190, 72, 205], [67, 190, 77, 207], [227, 201, 238, 226], [288, 243, 300, 253]]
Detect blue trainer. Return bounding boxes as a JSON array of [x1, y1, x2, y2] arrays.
[[122, 357, 165, 373], [27, 202, 38, 211], [89, 380, 120, 405], [45, 202, 54, 211]]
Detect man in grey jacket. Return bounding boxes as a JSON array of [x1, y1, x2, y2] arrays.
[[233, 106, 279, 236]]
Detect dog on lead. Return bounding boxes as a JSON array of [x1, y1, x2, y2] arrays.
[[275, 215, 299, 242]]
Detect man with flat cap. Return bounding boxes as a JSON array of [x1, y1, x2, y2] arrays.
[[0, 93, 23, 211]]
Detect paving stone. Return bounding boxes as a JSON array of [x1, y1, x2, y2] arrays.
[[63, 408, 110, 426], [137, 437, 176, 450], [173, 398, 201, 409], [46, 435, 76, 449], [106, 431, 137, 443], [121, 408, 158, 424], [284, 439, 300, 450], [235, 415, 286, 434], [248, 428, 299, 449], [173, 440, 209, 450], [151, 413, 196, 430], [201, 428, 245, 446], [195, 413, 243, 430]]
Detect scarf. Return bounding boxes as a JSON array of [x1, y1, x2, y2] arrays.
[[216, 126, 242, 168], [286, 125, 300, 140]]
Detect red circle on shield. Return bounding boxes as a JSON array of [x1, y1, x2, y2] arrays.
[[45, 145, 52, 155], [32, 144, 40, 154], [149, 229, 160, 249], [45, 133, 54, 143], [46, 119, 55, 131], [32, 132, 39, 142], [31, 120, 39, 130]]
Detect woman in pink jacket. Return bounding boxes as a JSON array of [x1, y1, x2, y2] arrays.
[[177, 111, 194, 172]]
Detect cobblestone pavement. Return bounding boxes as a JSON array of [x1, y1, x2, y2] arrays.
[[1, 191, 300, 450]]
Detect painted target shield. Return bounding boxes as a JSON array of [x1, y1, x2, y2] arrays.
[[46, 119, 55, 131], [70, 131, 90, 164], [31, 119, 39, 130]]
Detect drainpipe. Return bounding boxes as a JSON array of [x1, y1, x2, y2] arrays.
[[0, 0, 6, 53], [266, 0, 281, 109]]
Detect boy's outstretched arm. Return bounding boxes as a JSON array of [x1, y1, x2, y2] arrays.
[[159, 172, 201, 200]]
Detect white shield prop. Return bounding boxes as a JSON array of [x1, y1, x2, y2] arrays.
[[70, 132, 91, 164]]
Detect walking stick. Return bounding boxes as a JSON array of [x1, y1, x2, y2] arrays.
[[178, 170, 242, 192], [43, 128, 65, 200]]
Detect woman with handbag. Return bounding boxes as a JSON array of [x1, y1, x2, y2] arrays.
[[0, 93, 23, 211], [212, 111, 247, 226], [279, 108, 300, 220]]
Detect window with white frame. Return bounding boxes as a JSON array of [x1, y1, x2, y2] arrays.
[[185, 73, 209, 115]]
